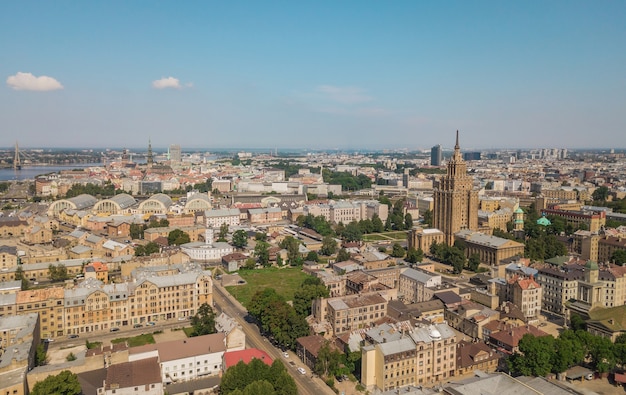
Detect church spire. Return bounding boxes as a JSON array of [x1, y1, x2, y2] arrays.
[[147, 138, 154, 167], [455, 130, 460, 150]]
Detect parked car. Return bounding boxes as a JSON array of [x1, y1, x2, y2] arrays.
[[133, 324, 143, 328], [283, 352, 289, 358], [67, 334, 79, 339], [297, 367, 306, 375], [110, 327, 120, 332], [147, 321, 156, 326]]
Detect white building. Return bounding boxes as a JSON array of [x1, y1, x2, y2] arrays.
[[205, 208, 241, 228]]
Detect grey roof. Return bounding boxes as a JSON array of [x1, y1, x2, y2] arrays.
[[109, 193, 138, 209], [205, 208, 241, 217], [378, 336, 416, 356], [401, 268, 439, 283], [146, 193, 173, 207], [456, 229, 524, 248], [410, 323, 456, 344], [0, 293, 17, 306], [67, 194, 98, 210], [0, 280, 21, 291]]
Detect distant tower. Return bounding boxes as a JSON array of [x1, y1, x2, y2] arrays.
[[121, 148, 130, 164], [430, 144, 442, 166], [432, 131, 479, 245], [13, 141, 21, 170], [147, 139, 154, 167], [403, 168, 410, 188], [169, 144, 181, 163]]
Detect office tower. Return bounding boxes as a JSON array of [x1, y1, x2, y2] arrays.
[[169, 144, 182, 163], [432, 131, 479, 245], [431, 144, 442, 166]]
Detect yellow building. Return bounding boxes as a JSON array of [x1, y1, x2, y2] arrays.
[[455, 230, 525, 266], [408, 227, 444, 253], [433, 131, 479, 245]]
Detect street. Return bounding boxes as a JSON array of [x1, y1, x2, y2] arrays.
[[212, 283, 336, 395]]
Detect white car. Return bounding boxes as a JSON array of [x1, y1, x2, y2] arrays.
[[297, 367, 306, 375]]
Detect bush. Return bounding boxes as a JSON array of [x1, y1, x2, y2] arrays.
[[66, 352, 77, 362]]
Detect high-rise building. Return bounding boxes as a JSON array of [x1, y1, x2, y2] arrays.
[[147, 138, 154, 167], [169, 144, 181, 163], [430, 144, 442, 166], [432, 131, 478, 245]]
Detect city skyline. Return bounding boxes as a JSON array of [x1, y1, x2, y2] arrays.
[[1, 1, 625, 149]]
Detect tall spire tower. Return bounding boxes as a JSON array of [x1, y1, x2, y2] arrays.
[[147, 138, 154, 167], [432, 131, 479, 245]]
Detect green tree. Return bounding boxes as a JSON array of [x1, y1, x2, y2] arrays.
[[336, 248, 351, 263], [232, 229, 249, 249], [404, 213, 413, 229], [611, 249, 626, 265], [280, 236, 301, 265], [14, 265, 29, 290], [422, 209, 433, 227], [48, 264, 69, 282], [31, 370, 81, 395], [305, 251, 319, 262], [255, 232, 268, 241], [406, 247, 423, 264], [371, 214, 384, 233], [592, 186, 610, 202], [320, 236, 338, 256], [130, 223, 145, 239], [293, 276, 329, 317], [218, 223, 229, 242], [314, 341, 343, 377], [508, 334, 555, 376], [341, 221, 363, 242], [35, 343, 47, 366], [254, 241, 270, 267], [390, 243, 405, 258], [220, 359, 296, 395], [191, 302, 216, 336], [168, 229, 190, 245], [467, 253, 481, 272]]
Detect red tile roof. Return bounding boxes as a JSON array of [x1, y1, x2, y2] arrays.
[[223, 348, 273, 369]]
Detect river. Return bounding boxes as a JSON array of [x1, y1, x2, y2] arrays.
[[0, 164, 103, 181]]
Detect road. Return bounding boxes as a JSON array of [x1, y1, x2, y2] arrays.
[[213, 283, 336, 395]]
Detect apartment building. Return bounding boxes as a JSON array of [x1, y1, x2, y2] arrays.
[[361, 322, 457, 392], [398, 268, 442, 304], [510, 276, 542, 321], [0, 246, 18, 271], [0, 314, 39, 395], [204, 208, 241, 228], [536, 264, 584, 315], [313, 292, 388, 336]]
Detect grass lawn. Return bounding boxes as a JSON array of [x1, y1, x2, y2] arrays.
[[362, 234, 389, 241], [111, 334, 155, 347], [225, 267, 310, 308], [182, 327, 195, 337], [383, 231, 408, 240]]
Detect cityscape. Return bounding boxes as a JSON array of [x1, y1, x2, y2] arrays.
[[2, 2, 626, 395]]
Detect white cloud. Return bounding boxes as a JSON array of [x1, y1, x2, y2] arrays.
[[6, 72, 64, 91], [152, 77, 182, 89], [315, 85, 373, 104]]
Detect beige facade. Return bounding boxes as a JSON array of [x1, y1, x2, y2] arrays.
[[408, 227, 444, 253], [361, 323, 457, 392], [433, 132, 479, 245], [313, 292, 388, 336], [455, 230, 525, 266], [510, 277, 542, 321]]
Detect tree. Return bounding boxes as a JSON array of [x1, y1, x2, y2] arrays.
[[48, 264, 69, 282], [191, 303, 216, 337], [611, 249, 626, 265], [255, 232, 268, 242], [320, 236, 338, 256], [341, 221, 363, 242], [406, 247, 423, 264], [404, 213, 413, 229], [293, 276, 329, 317], [35, 343, 47, 366], [467, 253, 481, 272], [31, 370, 81, 395], [15, 265, 29, 290], [232, 229, 249, 249], [254, 241, 270, 267], [508, 334, 555, 376], [218, 223, 229, 242], [280, 236, 301, 265], [305, 251, 319, 262], [314, 341, 343, 377], [130, 223, 145, 239], [592, 186, 610, 202], [371, 214, 384, 233], [336, 248, 351, 263], [168, 229, 190, 245], [390, 243, 405, 258], [422, 209, 433, 227], [220, 359, 296, 395]]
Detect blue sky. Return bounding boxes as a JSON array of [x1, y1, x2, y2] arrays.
[[1, 1, 625, 150]]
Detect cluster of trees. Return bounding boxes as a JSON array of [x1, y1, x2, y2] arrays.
[[48, 263, 70, 282], [247, 288, 309, 350], [190, 302, 217, 337], [405, 247, 425, 264], [232, 229, 249, 248], [65, 182, 116, 198], [14, 266, 29, 290], [383, 198, 413, 231], [0, 182, 9, 193], [279, 236, 302, 265], [313, 342, 361, 380], [429, 241, 482, 274], [167, 229, 190, 245], [508, 329, 626, 376], [322, 169, 372, 191], [134, 241, 160, 256], [523, 209, 568, 261], [292, 277, 330, 317], [31, 370, 81, 395], [129, 219, 169, 240], [220, 358, 297, 395]]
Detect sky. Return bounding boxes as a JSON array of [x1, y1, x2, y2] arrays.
[[1, 1, 625, 151]]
